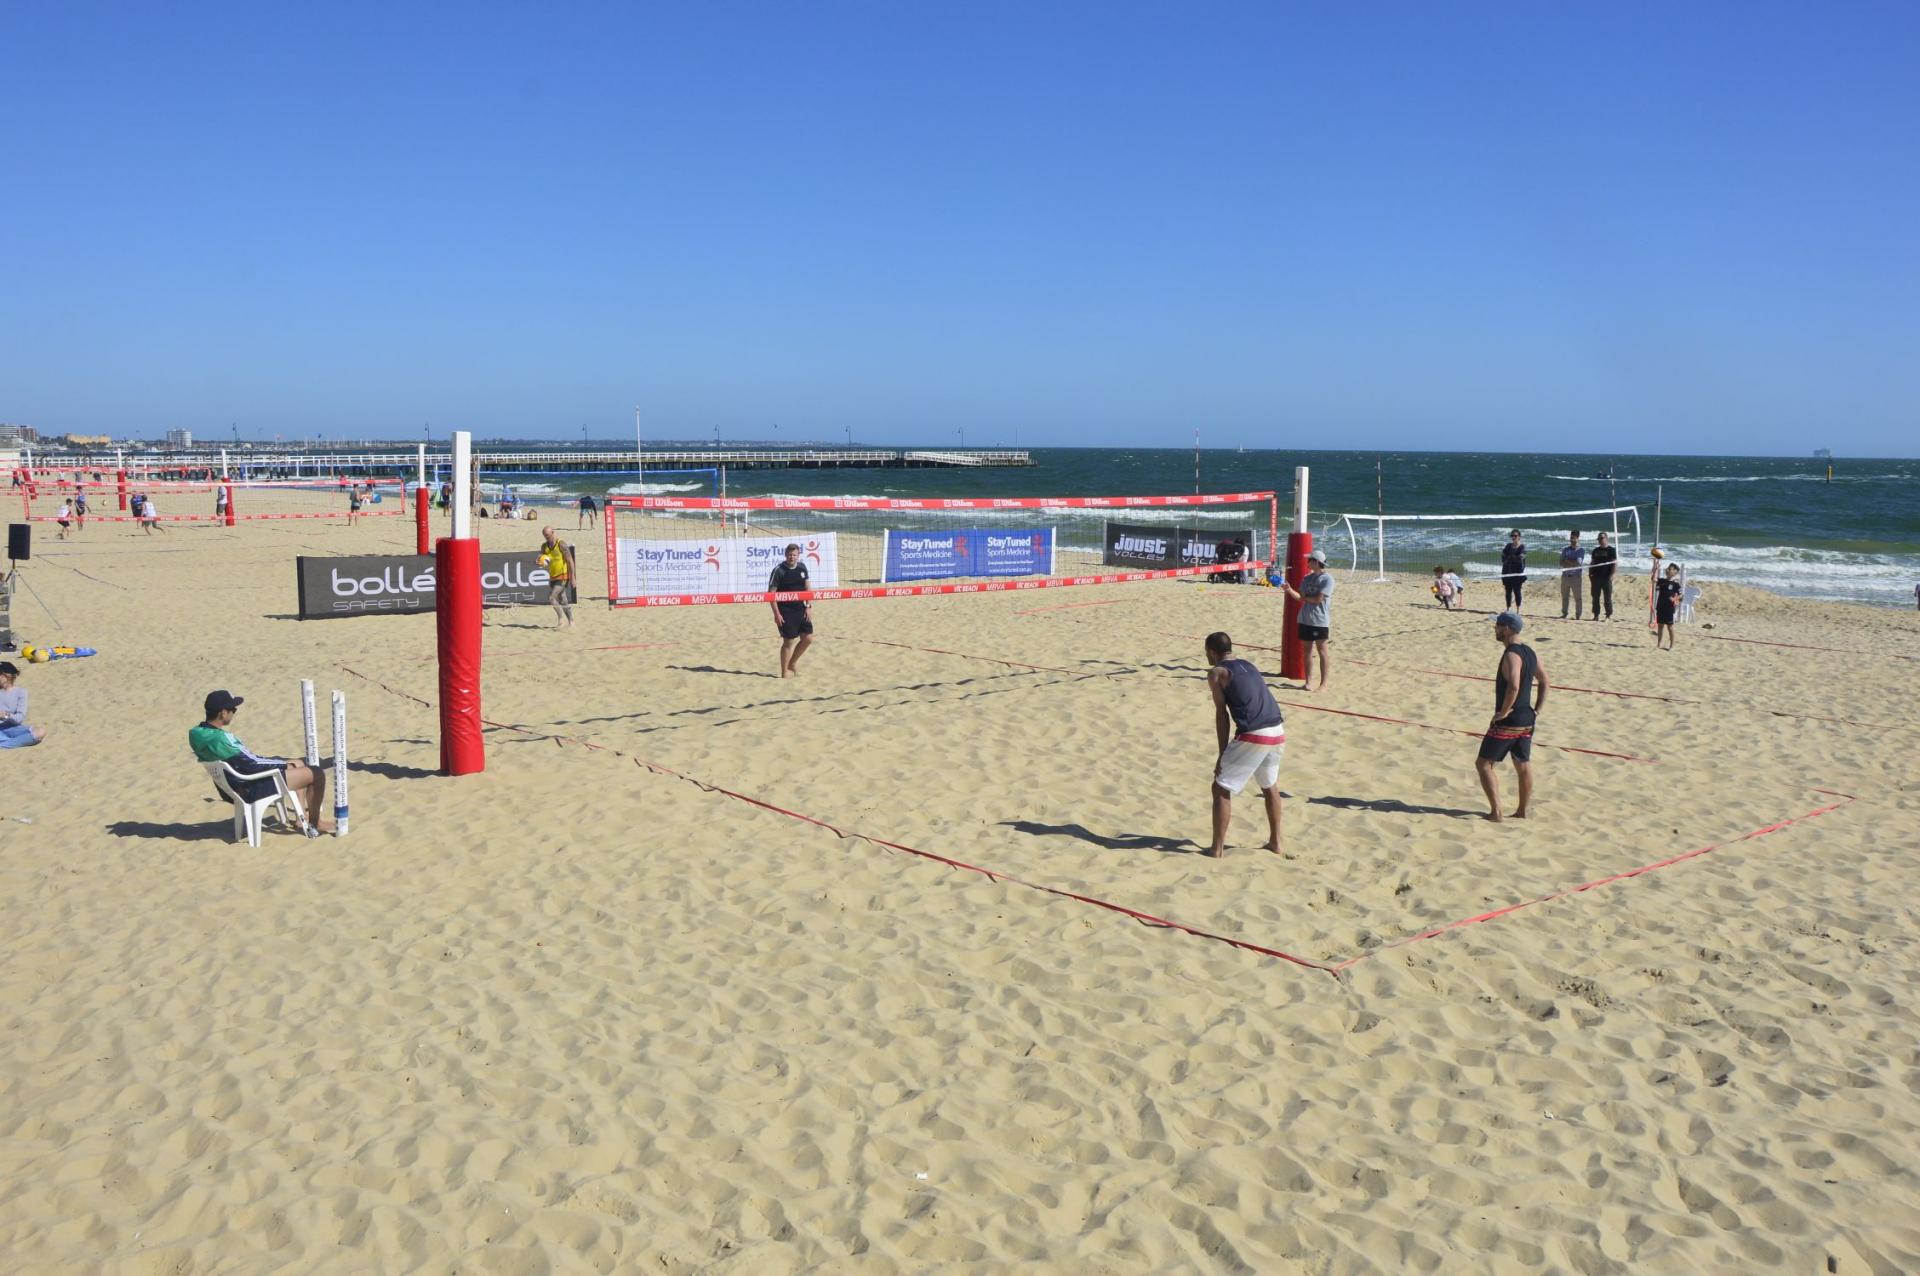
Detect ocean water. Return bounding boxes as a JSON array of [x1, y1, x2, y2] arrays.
[[496, 449, 1920, 608]]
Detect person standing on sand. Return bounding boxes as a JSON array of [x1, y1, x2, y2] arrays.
[[1588, 532, 1617, 620], [1203, 632, 1285, 857], [1652, 562, 1682, 650], [1500, 529, 1527, 610], [578, 493, 598, 529], [537, 526, 577, 628], [1557, 530, 1585, 619], [1476, 612, 1547, 823], [55, 500, 72, 540], [1278, 548, 1334, 690], [768, 542, 814, 677]]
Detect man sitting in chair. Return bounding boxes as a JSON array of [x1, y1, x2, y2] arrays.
[[188, 690, 332, 836]]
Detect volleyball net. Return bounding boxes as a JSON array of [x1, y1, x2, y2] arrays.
[[16, 474, 409, 525], [604, 491, 1278, 606], [1335, 505, 1644, 582]]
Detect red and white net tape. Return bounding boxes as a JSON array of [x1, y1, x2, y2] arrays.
[[611, 560, 1267, 608], [610, 490, 1276, 512], [23, 510, 402, 523]]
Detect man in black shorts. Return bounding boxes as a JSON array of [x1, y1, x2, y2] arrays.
[[768, 542, 814, 677], [1475, 611, 1548, 822]]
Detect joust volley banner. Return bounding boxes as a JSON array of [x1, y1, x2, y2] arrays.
[[295, 552, 553, 618], [614, 533, 841, 598], [1103, 523, 1250, 571], [881, 528, 1056, 583]]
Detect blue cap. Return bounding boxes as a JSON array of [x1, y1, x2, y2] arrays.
[[1494, 611, 1524, 633]]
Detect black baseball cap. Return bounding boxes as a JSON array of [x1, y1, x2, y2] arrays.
[[204, 690, 244, 716]]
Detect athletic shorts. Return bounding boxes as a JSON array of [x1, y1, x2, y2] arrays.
[[1215, 736, 1284, 795], [227, 766, 285, 804], [777, 605, 813, 639], [1296, 623, 1329, 643], [1478, 725, 1534, 764]]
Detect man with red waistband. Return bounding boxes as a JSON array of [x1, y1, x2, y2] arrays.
[[1476, 611, 1548, 822], [1204, 631, 1285, 857]]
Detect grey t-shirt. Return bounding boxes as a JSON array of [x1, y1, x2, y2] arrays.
[[0, 686, 26, 725], [1298, 571, 1335, 627]]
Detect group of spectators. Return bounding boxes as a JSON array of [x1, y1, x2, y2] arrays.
[[1499, 529, 1620, 619]]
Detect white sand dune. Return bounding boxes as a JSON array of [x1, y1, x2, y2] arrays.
[[3, 512, 1918, 1273]]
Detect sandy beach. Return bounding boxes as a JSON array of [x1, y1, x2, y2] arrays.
[[3, 510, 1918, 1274]]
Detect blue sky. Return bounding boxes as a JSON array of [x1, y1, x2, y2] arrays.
[[3, 1, 1916, 453]]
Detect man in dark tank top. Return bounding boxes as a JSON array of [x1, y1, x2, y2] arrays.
[[1204, 631, 1286, 857], [1475, 611, 1549, 822]]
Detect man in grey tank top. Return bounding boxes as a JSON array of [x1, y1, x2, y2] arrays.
[[1204, 632, 1286, 857]]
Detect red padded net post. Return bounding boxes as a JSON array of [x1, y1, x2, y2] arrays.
[[435, 536, 485, 775], [117, 470, 129, 511], [223, 481, 237, 527], [1281, 531, 1312, 681], [415, 485, 431, 554]]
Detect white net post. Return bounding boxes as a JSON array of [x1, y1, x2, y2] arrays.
[[300, 679, 320, 768], [331, 689, 349, 837]]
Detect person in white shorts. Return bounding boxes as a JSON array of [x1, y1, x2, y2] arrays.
[[1205, 631, 1286, 857]]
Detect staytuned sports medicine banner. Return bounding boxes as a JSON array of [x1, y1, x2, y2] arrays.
[[1102, 523, 1250, 571], [881, 528, 1056, 583], [614, 533, 841, 598], [295, 552, 553, 617]]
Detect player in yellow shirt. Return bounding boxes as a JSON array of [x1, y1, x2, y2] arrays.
[[537, 527, 577, 628]]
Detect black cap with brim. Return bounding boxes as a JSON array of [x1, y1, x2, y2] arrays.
[[204, 690, 244, 717]]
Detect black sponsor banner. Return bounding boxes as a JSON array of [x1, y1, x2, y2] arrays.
[[295, 552, 553, 618], [1103, 523, 1250, 570]]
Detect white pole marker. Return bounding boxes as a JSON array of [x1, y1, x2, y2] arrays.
[[452, 431, 472, 540], [301, 679, 320, 767], [331, 689, 349, 837]]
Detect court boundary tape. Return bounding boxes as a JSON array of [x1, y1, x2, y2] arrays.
[[1169, 632, 1909, 733], [336, 668, 1856, 982], [336, 665, 1339, 975], [1327, 788, 1858, 972], [1696, 633, 1917, 662]]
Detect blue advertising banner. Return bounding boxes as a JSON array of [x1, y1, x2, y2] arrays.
[[882, 527, 1055, 583]]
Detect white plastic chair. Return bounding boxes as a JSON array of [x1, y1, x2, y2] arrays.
[[202, 760, 307, 846]]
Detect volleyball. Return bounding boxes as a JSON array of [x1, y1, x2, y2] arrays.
[[25, 646, 50, 664], [1650, 547, 1665, 559]]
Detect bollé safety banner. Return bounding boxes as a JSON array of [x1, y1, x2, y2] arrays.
[[295, 552, 555, 617]]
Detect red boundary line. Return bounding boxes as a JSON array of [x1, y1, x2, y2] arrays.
[[1697, 633, 1917, 662], [1270, 698, 1655, 763], [1329, 788, 1858, 971], [335, 661, 1854, 979], [1343, 658, 1698, 704], [337, 665, 1339, 975]]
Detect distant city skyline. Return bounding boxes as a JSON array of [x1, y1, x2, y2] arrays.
[[3, 3, 1915, 457]]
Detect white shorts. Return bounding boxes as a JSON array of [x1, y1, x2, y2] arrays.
[[1215, 737, 1284, 795]]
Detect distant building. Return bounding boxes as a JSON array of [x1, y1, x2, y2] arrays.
[[165, 428, 193, 448], [0, 424, 38, 444], [61, 434, 114, 447]]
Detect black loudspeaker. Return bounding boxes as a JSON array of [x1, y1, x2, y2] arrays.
[[7, 523, 28, 562]]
